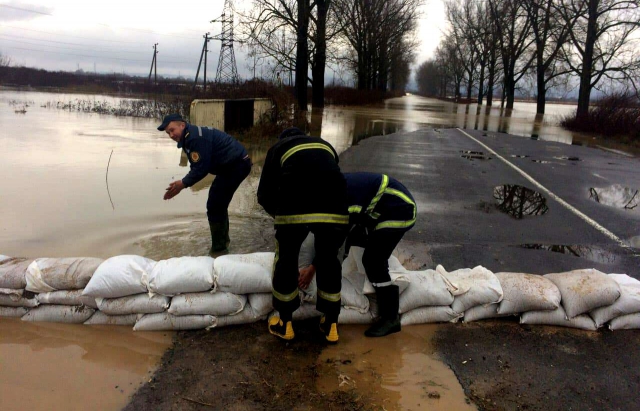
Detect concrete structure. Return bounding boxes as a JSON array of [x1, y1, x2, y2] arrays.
[[190, 98, 273, 132]]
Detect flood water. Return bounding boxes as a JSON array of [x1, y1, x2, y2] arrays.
[[0, 89, 588, 410]]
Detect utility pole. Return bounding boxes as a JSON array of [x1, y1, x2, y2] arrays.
[[148, 43, 158, 85], [193, 33, 211, 92], [211, 0, 239, 84]]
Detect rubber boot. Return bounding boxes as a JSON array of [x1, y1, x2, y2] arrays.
[[365, 285, 401, 337], [319, 315, 339, 344], [208, 221, 229, 257]]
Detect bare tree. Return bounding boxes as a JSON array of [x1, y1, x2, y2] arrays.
[[446, 0, 482, 100], [415, 59, 444, 96], [557, 0, 640, 118], [0, 51, 11, 68]]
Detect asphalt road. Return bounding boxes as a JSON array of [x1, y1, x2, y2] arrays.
[[339, 127, 640, 278]]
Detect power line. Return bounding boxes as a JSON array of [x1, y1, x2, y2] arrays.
[[0, 24, 143, 44], [0, 4, 52, 16], [0, 33, 142, 53], [3, 45, 190, 65]]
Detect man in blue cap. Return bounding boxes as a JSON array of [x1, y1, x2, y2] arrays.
[[158, 113, 251, 256]]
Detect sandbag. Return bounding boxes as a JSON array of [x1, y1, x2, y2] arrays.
[[21, 305, 95, 323], [401, 306, 462, 326], [83, 255, 155, 298], [133, 313, 216, 331], [147, 256, 215, 296], [248, 293, 273, 317], [338, 307, 374, 324], [289, 304, 322, 321], [0, 288, 23, 297], [590, 274, 640, 327], [84, 312, 140, 326], [343, 247, 410, 295], [37, 290, 98, 309], [0, 258, 32, 289], [438, 265, 503, 314], [0, 255, 10, 263], [215, 306, 265, 328], [96, 293, 170, 315], [520, 306, 597, 331], [0, 306, 29, 317], [25, 257, 103, 293], [463, 304, 514, 322], [496, 272, 561, 315], [213, 252, 274, 294], [168, 292, 246, 316], [0, 294, 38, 308], [544, 269, 620, 319], [298, 233, 316, 268], [399, 269, 455, 313], [609, 313, 640, 330]]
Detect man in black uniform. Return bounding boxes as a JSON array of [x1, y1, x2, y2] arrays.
[[257, 127, 348, 343], [158, 114, 251, 255], [298, 172, 416, 337]]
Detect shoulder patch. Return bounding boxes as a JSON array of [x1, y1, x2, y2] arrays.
[[190, 151, 201, 163]]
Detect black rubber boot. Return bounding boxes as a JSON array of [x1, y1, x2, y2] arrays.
[[208, 221, 229, 257], [365, 285, 401, 337]]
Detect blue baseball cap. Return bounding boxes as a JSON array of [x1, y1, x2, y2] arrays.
[[157, 113, 185, 131]]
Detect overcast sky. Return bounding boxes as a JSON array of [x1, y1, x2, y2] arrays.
[[0, 0, 447, 83]]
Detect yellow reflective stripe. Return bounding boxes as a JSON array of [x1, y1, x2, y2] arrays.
[[370, 212, 381, 220], [318, 289, 341, 302], [280, 143, 335, 166], [374, 218, 416, 230], [272, 288, 299, 302], [366, 174, 389, 213], [348, 205, 362, 214], [384, 188, 416, 207], [275, 213, 349, 225]]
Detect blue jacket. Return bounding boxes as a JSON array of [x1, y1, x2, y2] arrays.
[[178, 124, 248, 187]]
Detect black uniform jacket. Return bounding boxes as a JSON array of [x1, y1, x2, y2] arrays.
[[257, 135, 348, 226]]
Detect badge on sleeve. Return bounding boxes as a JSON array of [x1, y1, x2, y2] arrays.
[[190, 151, 201, 163]]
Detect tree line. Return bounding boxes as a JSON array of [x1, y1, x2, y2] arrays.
[[415, 0, 640, 118], [240, 0, 423, 110]]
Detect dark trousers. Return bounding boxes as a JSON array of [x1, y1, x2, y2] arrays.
[[272, 223, 347, 321], [207, 157, 252, 223], [357, 228, 411, 285]]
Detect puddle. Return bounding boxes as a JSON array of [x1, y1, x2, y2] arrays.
[[493, 185, 549, 218], [0, 318, 173, 411], [531, 159, 552, 164], [589, 184, 639, 210], [519, 244, 619, 264], [554, 156, 581, 161], [316, 325, 476, 411], [460, 151, 492, 161], [510, 155, 530, 158]]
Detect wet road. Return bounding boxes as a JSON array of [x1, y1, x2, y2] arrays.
[[340, 127, 640, 277]]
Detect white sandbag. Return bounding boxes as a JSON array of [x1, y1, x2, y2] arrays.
[[361, 271, 411, 295], [84, 312, 139, 326], [147, 256, 215, 296], [213, 252, 274, 294], [0, 306, 29, 317], [520, 306, 597, 330], [25, 257, 103, 293], [83, 255, 155, 298], [0, 258, 32, 289], [399, 269, 455, 313], [608, 312, 640, 330], [96, 293, 170, 315], [215, 305, 265, 328], [298, 233, 316, 268], [0, 294, 38, 308], [168, 292, 246, 316], [338, 307, 374, 324], [134, 313, 216, 331], [544, 269, 621, 319], [590, 274, 640, 327], [0, 255, 10, 263], [0, 288, 23, 297], [302, 276, 369, 313], [248, 293, 273, 317], [343, 247, 411, 295], [401, 306, 462, 326], [21, 305, 95, 323], [496, 272, 561, 315], [36, 289, 98, 309], [292, 304, 322, 320], [463, 304, 514, 322], [438, 265, 503, 314]]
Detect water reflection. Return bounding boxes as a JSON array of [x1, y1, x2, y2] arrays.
[[493, 185, 549, 219], [520, 244, 618, 264], [589, 184, 639, 210]]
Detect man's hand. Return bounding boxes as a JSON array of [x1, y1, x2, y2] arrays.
[[298, 264, 316, 290], [164, 180, 185, 200]]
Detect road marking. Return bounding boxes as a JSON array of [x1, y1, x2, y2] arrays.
[[456, 128, 632, 251]]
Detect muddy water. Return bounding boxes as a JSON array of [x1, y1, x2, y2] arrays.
[[0, 89, 585, 411], [317, 324, 476, 410], [0, 318, 172, 411]]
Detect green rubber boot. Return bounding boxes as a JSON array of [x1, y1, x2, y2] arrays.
[[208, 220, 229, 257], [365, 285, 401, 337]]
